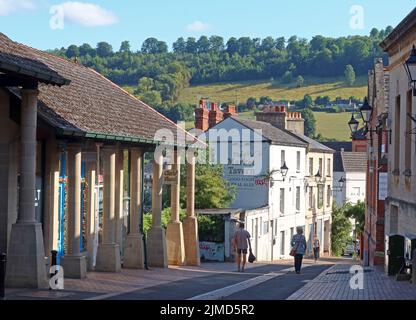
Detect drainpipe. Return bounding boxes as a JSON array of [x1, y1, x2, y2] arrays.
[[141, 151, 149, 270]]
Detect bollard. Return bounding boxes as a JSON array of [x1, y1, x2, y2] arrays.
[[0, 253, 6, 299]]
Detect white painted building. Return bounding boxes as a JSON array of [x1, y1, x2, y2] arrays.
[[206, 117, 308, 260], [332, 151, 367, 207]]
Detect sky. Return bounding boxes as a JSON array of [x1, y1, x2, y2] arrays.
[[0, 0, 415, 51]]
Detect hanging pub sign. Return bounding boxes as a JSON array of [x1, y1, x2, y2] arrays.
[[163, 169, 178, 185]]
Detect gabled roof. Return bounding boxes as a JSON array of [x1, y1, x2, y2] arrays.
[[288, 131, 334, 154], [0, 33, 189, 145], [229, 117, 308, 148], [333, 151, 367, 173]]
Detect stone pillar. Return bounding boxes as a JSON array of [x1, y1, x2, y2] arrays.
[[85, 160, 96, 271], [148, 153, 167, 267], [0, 88, 18, 257], [61, 145, 87, 278], [183, 150, 200, 266], [115, 146, 124, 251], [123, 148, 145, 268], [95, 148, 121, 272], [166, 150, 185, 265], [43, 138, 60, 262], [6, 88, 48, 288]]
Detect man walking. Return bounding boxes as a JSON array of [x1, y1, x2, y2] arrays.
[[233, 222, 251, 272]]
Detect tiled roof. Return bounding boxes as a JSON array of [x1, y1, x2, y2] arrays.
[[231, 118, 308, 148], [288, 132, 334, 153], [0, 33, 188, 145], [0, 35, 69, 86], [333, 151, 367, 172]]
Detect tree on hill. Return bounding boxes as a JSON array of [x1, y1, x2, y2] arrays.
[[296, 75, 304, 87], [246, 97, 257, 109], [300, 108, 316, 137], [344, 64, 356, 86], [96, 42, 113, 57], [302, 94, 313, 108]]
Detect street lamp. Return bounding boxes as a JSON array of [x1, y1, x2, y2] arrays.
[[314, 169, 323, 185], [268, 162, 289, 187], [348, 113, 359, 135], [360, 97, 373, 125], [404, 45, 416, 96], [280, 161, 289, 180], [332, 177, 345, 192]]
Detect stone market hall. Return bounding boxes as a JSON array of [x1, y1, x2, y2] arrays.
[[0, 33, 200, 288]]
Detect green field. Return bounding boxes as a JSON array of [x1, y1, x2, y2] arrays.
[[177, 76, 367, 105], [231, 110, 352, 141], [125, 76, 362, 140]]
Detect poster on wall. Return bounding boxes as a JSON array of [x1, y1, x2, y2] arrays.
[[378, 172, 388, 200], [199, 241, 225, 262]]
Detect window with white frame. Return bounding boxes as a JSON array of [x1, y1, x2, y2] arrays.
[[280, 188, 285, 214], [296, 151, 301, 172], [296, 186, 300, 211]]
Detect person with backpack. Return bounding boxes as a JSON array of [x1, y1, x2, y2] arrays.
[[232, 222, 252, 272], [290, 226, 307, 274]]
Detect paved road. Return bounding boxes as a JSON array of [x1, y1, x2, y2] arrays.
[[109, 263, 332, 300]]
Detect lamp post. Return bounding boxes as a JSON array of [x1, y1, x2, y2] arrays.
[[348, 97, 391, 145], [268, 162, 289, 187], [404, 45, 416, 96]]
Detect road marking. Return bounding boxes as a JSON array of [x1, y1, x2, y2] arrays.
[[188, 265, 313, 300]]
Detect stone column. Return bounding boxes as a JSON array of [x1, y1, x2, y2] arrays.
[[166, 150, 185, 265], [183, 150, 200, 266], [95, 148, 121, 272], [43, 138, 60, 262], [148, 153, 167, 267], [85, 160, 96, 271], [6, 88, 48, 288], [124, 148, 145, 268], [115, 146, 124, 252], [61, 145, 87, 278]]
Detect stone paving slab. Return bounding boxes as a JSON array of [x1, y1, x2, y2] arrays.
[[287, 263, 416, 300], [4, 261, 284, 300]]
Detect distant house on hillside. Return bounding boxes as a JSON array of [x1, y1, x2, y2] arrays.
[[258, 101, 295, 110]]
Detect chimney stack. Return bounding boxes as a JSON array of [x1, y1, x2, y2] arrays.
[[223, 104, 237, 118], [208, 102, 224, 128], [255, 105, 305, 135], [194, 99, 210, 131]]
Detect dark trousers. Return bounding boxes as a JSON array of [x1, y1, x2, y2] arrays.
[[294, 254, 303, 272]]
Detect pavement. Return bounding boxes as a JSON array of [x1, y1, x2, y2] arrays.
[[3, 257, 416, 300], [287, 262, 416, 300]]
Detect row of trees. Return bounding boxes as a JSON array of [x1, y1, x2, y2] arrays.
[[51, 27, 391, 92]]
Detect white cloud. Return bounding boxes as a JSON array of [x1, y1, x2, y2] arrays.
[[186, 20, 211, 32], [0, 0, 35, 16], [57, 1, 118, 27]]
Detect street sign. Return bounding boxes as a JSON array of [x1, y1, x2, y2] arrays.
[[163, 169, 178, 185]]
